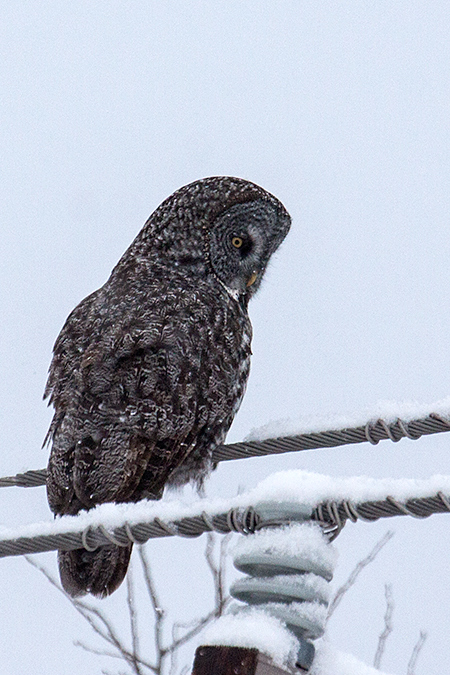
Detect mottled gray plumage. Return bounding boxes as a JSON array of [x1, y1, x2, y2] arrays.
[[45, 176, 291, 597]]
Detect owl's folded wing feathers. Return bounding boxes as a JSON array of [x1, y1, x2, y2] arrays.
[[46, 297, 208, 515]]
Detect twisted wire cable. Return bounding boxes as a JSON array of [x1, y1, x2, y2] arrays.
[[0, 490, 450, 559], [0, 469, 47, 488], [1, 413, 449, 489], [215, 413, 450, 461], [312, 490, 450, 540]]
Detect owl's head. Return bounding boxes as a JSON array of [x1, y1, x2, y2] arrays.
[[208, 197, 291, 297], [123, 176, 290, 297]]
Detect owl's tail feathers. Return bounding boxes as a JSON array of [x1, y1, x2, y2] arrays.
[[58, 544, 133, 598]]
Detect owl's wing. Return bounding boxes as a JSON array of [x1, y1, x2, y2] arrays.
[[46, 302, 207, 515]]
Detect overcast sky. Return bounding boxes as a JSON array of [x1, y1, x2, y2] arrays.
[[1, 2, 450, 673]]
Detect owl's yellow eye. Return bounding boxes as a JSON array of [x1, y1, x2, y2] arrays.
[[232, 236, 243, 248]]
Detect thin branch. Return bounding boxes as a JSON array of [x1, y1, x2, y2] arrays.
[[328, 530, 394, 618], [24, 557, 118, 650], [407, 631, 427, 675], [218, 533, 232, 616], [126, 568, 143, 675], [74, 640, 124, 660], [167, 533, 231, 675], [138, 546, 163, 618], [27, 537, 233, 675], [168, 602, 231, 655], [137, 545, 165, 671], [169, 612, 215, 675], [72, 602, 156, 672], [373, 584, 394, 669], [205, 532, 221, 609], [168, 627, 179, 675], [138, 540, 232, 672], [25, 555, 64, 592], [71, 603, 157, 673], [204, 532, 232, 613], [25, 556, 158, 674], [75, 602, 139, 668], [167, 532, 231, 652]]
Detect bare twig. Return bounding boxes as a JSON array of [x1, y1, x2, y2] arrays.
[[79, 605, 128, 654], [169, 604, 231, 655], [218, 533, 232, 616], [25, 556, 157, 674], [407, 631, 427, 675], [168, 534, 231, 675], [205, 532, 221, 609], [126, 567, 144, 675], [24, 557, 118, 650], [137, 545, 165, 672], [73, 603, 157, 673], [73, 601, 142, 670], [328, 531, 394, 618], [373, 584, 394, 669], [25, 555, 63, 591], [27, 536, 232, 675], [74, 640, 124, 660], [75, 603, 153, 672], [205, 532, 232, 613], [168, 626, 179, 675]]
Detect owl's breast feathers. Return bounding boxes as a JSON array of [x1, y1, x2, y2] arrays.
[[45, 275, 251, 516]]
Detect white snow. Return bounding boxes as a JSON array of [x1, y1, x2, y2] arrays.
[[253, 600, 328, 639], [233, 522, 337, 579], [245, 395, 450, 442], [233, 523, 336, 568], [230, 525, 332, 641], [244, 469, 450, 510], [311, 640, 394, 675], [1, 469, 450, 544], [199, 613, 393, 674], [199, 607, 300, 669], [233, 572, 330, 604]]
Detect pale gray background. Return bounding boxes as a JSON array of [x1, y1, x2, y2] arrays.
[[1, 2, 449, 673]]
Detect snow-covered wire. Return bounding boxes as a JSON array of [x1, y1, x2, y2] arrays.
[[1, 474, 450, 558], [1, 410, 450, 489]]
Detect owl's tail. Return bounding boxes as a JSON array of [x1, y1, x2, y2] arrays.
[[58, 544, 132, 598]]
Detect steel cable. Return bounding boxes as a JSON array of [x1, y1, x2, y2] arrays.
[[1, 413, 450, 489], [0, 489, 450, 558]]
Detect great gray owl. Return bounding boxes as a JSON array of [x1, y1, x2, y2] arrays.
[[45, 176, 291, 597]]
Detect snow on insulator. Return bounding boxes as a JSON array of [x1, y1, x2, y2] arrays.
[[229, 522, 336, 672]]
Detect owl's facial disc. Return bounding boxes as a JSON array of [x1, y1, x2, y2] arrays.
[[209, 199, 290, 296]]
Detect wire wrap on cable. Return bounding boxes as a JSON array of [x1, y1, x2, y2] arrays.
[[2, 412, 450, 489], [313, 490, 450, 540], [0, 490, 449, 558]]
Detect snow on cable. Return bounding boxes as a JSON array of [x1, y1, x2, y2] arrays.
[[0, 470, 450, 559], [3, 396, 450, 489]]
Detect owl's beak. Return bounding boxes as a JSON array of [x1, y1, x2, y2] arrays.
[[246, 271, 258, 287]]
